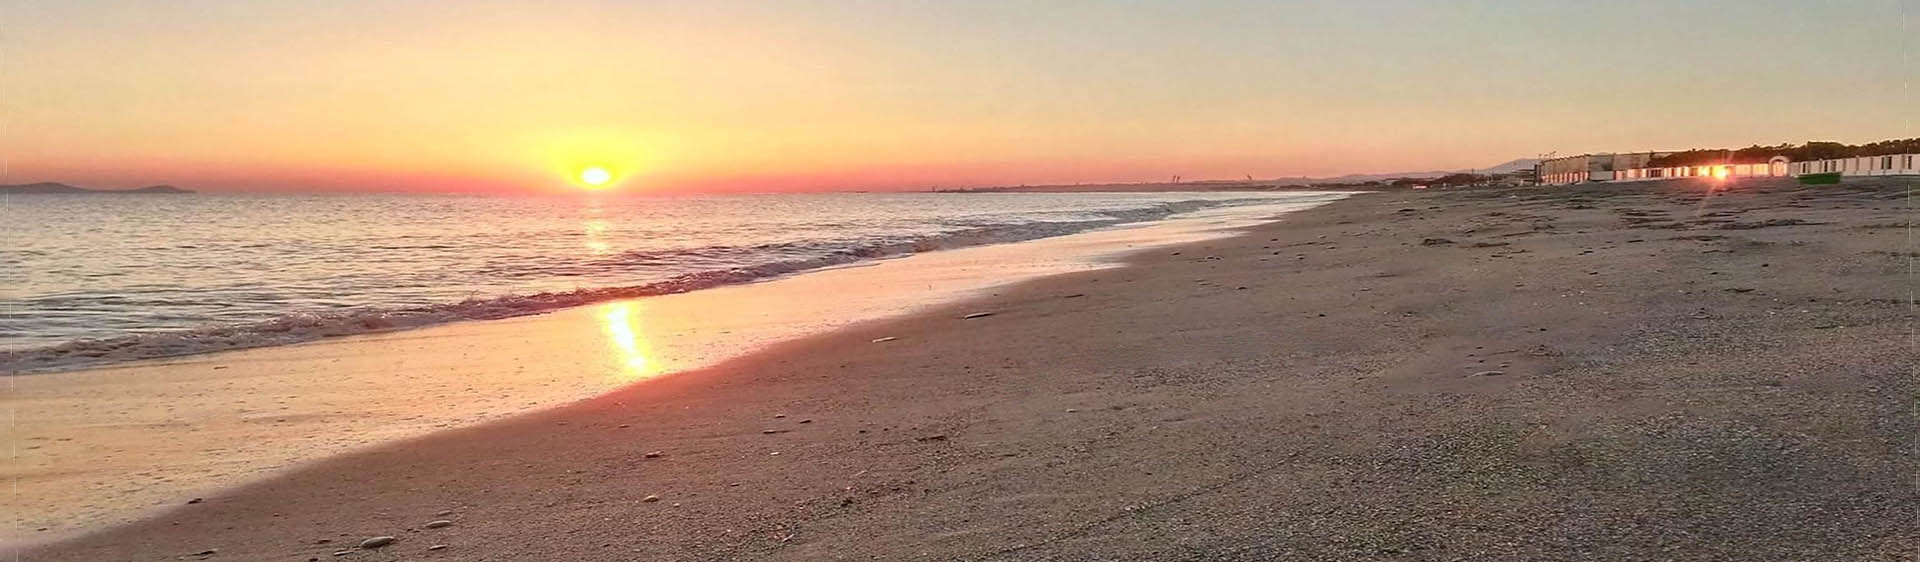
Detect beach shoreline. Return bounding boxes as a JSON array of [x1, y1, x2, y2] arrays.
[[2, 196, 1347, 544], [19, 177, 1916, 560]]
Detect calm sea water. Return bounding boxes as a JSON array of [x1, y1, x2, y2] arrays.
[[0, 191, 1338, 372]]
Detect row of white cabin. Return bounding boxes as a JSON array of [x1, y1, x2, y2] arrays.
[[1611, 156, 1790, 183], [1539, 152, 1920, 185]]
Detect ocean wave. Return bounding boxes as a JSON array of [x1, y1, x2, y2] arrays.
[[0, 197, 1275, 374]]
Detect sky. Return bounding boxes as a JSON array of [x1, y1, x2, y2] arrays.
[[3, 0, 1915, 193]]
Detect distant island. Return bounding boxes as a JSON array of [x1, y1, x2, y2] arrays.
[[0, 182, 193, 194]]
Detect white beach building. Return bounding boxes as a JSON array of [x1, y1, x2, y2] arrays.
[[1541, 151, 1919, 185], [1787, 153, 1920, 177]]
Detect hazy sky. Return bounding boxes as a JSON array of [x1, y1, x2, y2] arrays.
[[5, 0, 1915, 193]]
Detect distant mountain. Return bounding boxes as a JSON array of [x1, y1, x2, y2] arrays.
[[1476, 158, 1542, 174], [0, 182, 193, 194]]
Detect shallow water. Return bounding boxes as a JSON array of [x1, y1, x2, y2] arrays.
[[1, 191, 1336, 372]]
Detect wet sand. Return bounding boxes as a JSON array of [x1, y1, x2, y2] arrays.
[[19, 177, 1916, 561]]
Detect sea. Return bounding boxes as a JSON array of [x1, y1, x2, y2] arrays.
[[0, 190, 1343, 373]]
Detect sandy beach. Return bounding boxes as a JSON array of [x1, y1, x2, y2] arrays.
[[18, 177, 1915, 561], [3, 196, 1346, 541]]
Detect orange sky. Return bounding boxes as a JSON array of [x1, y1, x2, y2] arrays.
[[5, 1, 1915, 193]]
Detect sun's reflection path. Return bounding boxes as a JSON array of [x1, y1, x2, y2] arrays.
[[583, 218, 612, 255], [600, 302, 663, 381]]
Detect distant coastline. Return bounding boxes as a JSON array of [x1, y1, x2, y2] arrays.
[[936, 181, 1335, 193], [0, 182, 192, 194], [932, 157, 1543, 193]]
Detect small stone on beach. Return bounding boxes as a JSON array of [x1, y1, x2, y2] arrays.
[[643, 451, 663, 458], [1470, 370, 1505, 377], [427, 545, 448, 551], [871, 336, 897, 343], [358, 536, 395, 549], [424, 519, 453, 529], [961, 312, 995, 319], [642, 495, 661, 502]]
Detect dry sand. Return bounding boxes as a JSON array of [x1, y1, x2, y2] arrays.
[[19, 177, 1916, 561]]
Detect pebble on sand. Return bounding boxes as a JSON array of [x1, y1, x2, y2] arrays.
[[642, 495, 662, 502], [643, 451, 664, 458], [192, 548, 218, 556], [871, 336, 898, 343], [1470, 370, 1506, 377], [427, 545, 448, 551], [961, 312, 995, 319], [358, 536, 396, 549], [435, 509, 454, 516], [424, 519, 453, 529]]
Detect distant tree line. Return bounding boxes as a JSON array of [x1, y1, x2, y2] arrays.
[[1381, 173, 1488, 188], [1647, 138, 1920, 167]]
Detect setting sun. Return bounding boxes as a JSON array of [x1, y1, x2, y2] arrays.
[[580, 167, 613, 187]]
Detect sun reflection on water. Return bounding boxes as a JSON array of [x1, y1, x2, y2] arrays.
[[583, 218, 612, 255], [600, 302, 662, 381]]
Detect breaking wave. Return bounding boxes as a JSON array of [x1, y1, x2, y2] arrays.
[[1, 198, 1277, 374]]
